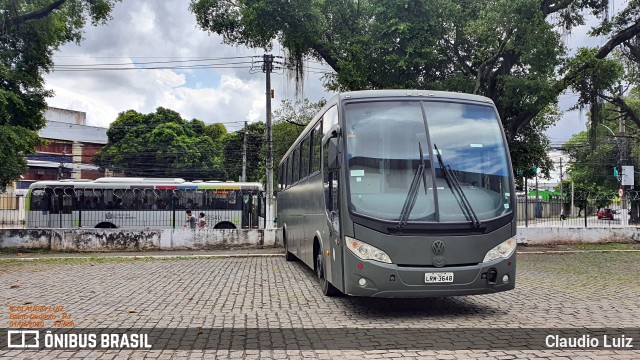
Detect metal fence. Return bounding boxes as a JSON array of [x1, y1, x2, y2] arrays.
[[517, 191, 640, 228], [1, 189, 265, 230], [3, 190, 638, 229], [0, 194, 25, 228]]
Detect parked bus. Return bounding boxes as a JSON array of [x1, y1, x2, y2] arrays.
[[26, 178, 264, 229], [277, 90, 516, 297]]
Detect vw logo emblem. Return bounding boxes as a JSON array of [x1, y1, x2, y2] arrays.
[[432, 240, 445, 254]]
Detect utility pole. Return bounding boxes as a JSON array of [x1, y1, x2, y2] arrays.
[[262, 54, 274, 229], [571, 181, 575, 217], [620, 109, 628, 219], [242, 121, 247, 182], [559, 158, 564, 220]]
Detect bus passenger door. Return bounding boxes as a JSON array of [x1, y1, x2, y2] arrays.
[[325, 169, 342, 289], [240, 194, 253, 229]]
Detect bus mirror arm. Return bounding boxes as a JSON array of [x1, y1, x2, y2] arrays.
[[328, 137, 341, 170]]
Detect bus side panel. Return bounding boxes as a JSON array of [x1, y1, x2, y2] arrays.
[[298, 173, 332, 273], [277, 186, 301, 261]]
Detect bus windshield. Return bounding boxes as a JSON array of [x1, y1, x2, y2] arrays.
[[344, 100, 512, 224]]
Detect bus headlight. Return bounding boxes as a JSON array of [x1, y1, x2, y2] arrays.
[[345, 237, 392, 263], [483, 237, 517, 263]]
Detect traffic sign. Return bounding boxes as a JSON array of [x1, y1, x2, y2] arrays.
[[619, 188, 624, 197]]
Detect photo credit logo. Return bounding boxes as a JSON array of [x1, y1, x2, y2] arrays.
[[5, 330, 152, 349]]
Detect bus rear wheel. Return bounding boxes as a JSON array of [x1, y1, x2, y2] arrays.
[[315, 252, 340, 297], [95, 222, 117, 229], [213, 222, 236, 229]]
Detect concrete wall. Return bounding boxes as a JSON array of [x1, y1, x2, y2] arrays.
[[0, 228, 279, 251], [1, 227, 638, 251], [516, 227, 640, 245]]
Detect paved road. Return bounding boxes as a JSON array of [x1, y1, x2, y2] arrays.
[[1, 251, 639, 359]]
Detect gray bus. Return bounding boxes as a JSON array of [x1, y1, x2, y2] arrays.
[[277, 90, 516, 297]]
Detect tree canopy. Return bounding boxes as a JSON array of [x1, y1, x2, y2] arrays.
[[563, 88, 640, 198], [0, 0, 119, 189], [190, 0, 640, 176], [94, 107, 227, 179], [94, 99, 326, 184]]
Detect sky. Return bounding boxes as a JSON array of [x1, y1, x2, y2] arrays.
[[45, 1, 332, 133], [44, 0, 627, 141]]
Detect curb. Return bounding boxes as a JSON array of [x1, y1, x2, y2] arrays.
[[518, 249, 640, 254], [0, 253, 284, 261]]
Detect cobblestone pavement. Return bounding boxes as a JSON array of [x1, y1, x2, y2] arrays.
[[0, 251, 639, 359]]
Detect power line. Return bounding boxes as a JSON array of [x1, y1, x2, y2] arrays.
[[52, 64, 254, 72], [54, 56, 256, 67]]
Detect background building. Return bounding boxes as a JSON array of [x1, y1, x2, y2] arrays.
[[15, 107, 108, 190]]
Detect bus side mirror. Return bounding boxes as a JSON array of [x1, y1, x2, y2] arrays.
[[328, 137, 341, 170]]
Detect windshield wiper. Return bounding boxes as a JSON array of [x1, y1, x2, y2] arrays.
[[433, 144, 481, 228], [397, 142, 429, 228]]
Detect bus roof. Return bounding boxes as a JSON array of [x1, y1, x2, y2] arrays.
[[339, 89, 494, 103]]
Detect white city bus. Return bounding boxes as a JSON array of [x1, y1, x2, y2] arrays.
[[25, 178, 265, 229]]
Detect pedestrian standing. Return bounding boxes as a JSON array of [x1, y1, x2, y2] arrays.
[[197, 212, 208, 228], [184, 210, 197, 229]]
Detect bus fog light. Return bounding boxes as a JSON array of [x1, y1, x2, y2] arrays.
[[358, 278, 367, 287], [502, 275, 509, 283], [483, 237, 517, 263], [345, 237, 392, 263]]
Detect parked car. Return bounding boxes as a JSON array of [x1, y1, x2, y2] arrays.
[[597, 208, 614, 220]]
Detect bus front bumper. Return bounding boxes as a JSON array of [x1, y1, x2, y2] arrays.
[[342, 251, 516, 298]]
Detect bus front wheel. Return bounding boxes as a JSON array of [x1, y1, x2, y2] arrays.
[[315, 252, 340, 297]]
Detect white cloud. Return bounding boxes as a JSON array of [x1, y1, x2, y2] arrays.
[[44, 0, 331, 132]]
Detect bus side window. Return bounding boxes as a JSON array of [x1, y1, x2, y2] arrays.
[[312, 123, 321, 173], [322, 106, 338, 136], [301, 136, 310, 179], [286, 157, 291, 188], [292, 146, 300, 184], [31, 190, 49, 212]]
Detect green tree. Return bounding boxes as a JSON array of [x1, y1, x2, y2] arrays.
[[94, 107, 226, 179], [221, 122, 265, 182], [0, 0, 119, 189], [563, 89, 640, 213], [190, 0, 640, 176], [204, 123, 227, 142]]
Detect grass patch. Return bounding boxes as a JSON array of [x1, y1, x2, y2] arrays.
[[519, 242, 640, 251], [0, 248, 51, 254], [564, 243, 640, 250]]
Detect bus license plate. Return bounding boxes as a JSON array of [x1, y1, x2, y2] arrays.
[[424, 272, 454, 283]]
